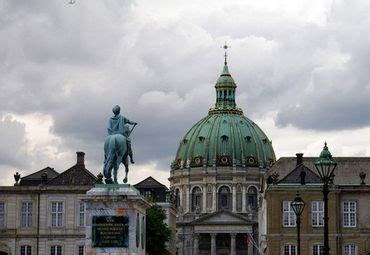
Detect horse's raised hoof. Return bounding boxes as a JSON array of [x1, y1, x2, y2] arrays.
[[123, 177, 128, 183], [105, 178, 113, 184]]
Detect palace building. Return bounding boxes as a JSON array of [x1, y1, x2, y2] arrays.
[[0, 153, 175, 255], [261, 152, 370, 255], [169, 54, 276, 255]]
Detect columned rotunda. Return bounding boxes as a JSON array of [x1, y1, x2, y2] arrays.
[[169, 54, 276, 255]]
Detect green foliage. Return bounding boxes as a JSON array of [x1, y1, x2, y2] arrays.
[[146, 204, 171, 255]]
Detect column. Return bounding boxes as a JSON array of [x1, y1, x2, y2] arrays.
[[242, 185, 246, 212], [230, 233, 236, 255], [248, 234, 253, 255], [186, 185, 190, 213], [211, 233, 216, 255], [232, 185, 236, 212], [202, 185, 207, 213], [212, 185, 217, 211], [178, 235, 184, 255], [193, 234, 199, 255]]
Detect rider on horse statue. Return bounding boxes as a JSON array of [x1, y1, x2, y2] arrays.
[[107, 105, 137, 164], [103, 105, 137, 184]]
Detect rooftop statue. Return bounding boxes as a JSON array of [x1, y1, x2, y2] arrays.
[[103, 105, 137, 184]]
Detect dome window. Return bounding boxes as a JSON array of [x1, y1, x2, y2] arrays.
[[262, 138, 268, 144], [193, 156, 202, 166], [219, 155, 230, 165], [245, 136, 252, 142], [198, 136, 205, 142], [221, 135, 228, 141], [247, 156, 256, 166], [183, 139, 188, 144]]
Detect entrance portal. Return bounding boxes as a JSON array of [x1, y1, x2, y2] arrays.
[[216, 233, 230, 255]]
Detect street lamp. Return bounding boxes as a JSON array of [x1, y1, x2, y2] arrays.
[[291, 191, 305, 255], [314, 142, 337, 255]]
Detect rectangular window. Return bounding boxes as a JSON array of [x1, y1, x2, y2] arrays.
[[79, 202, 85, 227], [51, 202, 63, 227], [344, 244, 357, 255], [78, 245, 84, 255], [0, 202, 4, 227], [343, 201, 356, 227], [282, 201, 296, 227], [313, 244, 324, 255], [283, 244, 296, 255], [21, 245, 32, 255], [50, 245, 62, 255], [311, 201, 324, 227], [21, 202, 33, 228]]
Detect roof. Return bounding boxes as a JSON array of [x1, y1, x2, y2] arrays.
[[188, 210, 256, 225], [172, 61, 275, 170], [134, 176, 168, 190], [47, 163, 97, 186], [268, 157, 370, 185], [19, 167, 59, 186], [278, 164, 321, 184]]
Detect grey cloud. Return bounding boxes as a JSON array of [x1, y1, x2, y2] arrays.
[[1, 0, 370, 180], [0, 115, 29, 168]]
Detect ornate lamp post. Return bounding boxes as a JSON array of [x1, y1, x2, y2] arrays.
[[314, 142, 337, 255], [291, 192, 305, 255]]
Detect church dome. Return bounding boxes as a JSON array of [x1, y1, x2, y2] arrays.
[[172, 58, 275, 170]]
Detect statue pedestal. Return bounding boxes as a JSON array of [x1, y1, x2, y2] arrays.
[[84, 184, 151, 255]]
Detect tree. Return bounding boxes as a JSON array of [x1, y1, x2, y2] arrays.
[[146, 204, 171, 255]]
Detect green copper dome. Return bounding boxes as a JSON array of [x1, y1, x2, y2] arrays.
[[172, 62, 276, 170]]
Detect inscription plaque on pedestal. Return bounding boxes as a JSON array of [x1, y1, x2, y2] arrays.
[[92, 216, 129, 247]]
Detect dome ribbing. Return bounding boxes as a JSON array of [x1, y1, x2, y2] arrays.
[[172, 61, 275, 170]]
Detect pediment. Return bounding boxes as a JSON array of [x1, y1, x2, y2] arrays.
[[191, 210, 253, 225]]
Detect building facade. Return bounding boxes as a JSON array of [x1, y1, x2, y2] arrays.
[[169, 57, 276, 255], [0, 152, 97, 255], [260, 152, 370, 255], [0, 153, 177, 255]]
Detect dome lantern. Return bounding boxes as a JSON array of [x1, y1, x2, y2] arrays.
[[209, 44, 243, 115]]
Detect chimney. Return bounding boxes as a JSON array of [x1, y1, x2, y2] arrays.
[[296, 153, 303, 166], [76, 152, 85, 166]]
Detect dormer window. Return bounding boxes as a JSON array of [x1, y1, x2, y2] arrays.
[[221, 135, 228, 142], [198, 136, 205, 142], [183, 139, 188, 144], [245, 136, 252, 142]]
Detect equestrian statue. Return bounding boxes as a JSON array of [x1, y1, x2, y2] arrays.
[[103, 105, 137, 184]]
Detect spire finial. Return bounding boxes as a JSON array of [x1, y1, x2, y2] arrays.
[[221, 43, 230, 66]]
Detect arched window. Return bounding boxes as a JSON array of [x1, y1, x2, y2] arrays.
[[247, 186, 258, 209], [218, 186, 231, 210], [175, 189, 180, 208], [236, 184, 242, 212], [192, 187, 202, 212]]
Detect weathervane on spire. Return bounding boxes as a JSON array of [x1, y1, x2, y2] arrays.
[[221, 43, 230, 65]]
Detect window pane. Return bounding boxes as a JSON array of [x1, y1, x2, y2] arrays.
[[78, 245, 84, 255]]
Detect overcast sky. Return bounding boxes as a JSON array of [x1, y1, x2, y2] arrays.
[[1, 0, 370, 186]]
